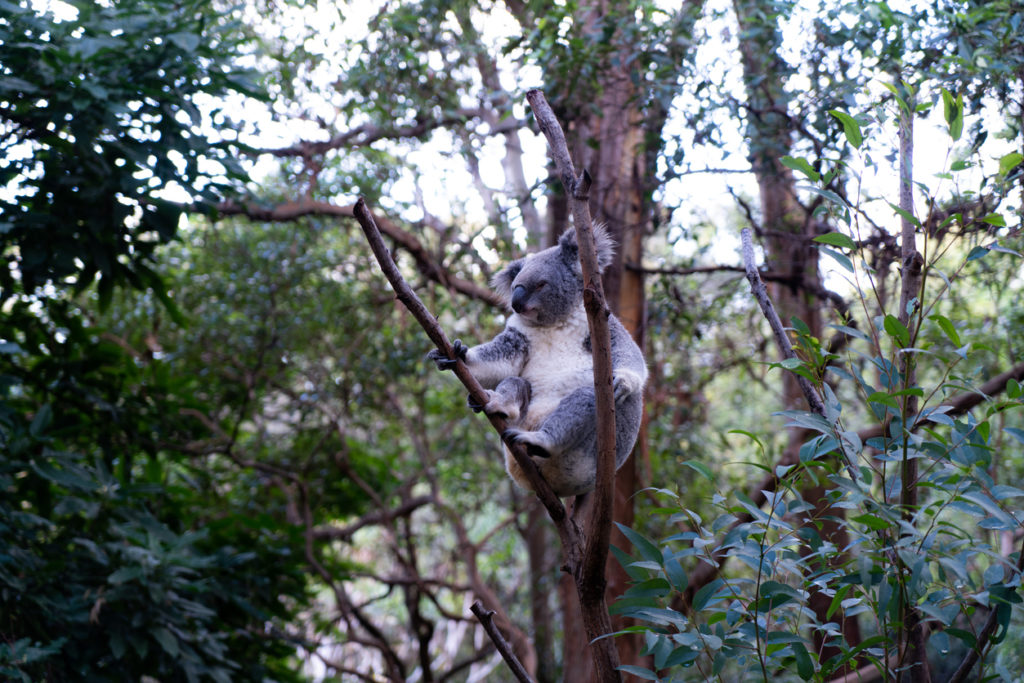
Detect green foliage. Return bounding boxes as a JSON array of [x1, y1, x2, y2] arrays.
[[615, 83, 1024, 681], [0, 301, 311, 681], [0, 0, 260, 299], [0, 3, 316, 680]]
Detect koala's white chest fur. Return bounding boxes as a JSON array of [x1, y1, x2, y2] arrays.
[[508, 308, 592, 428]]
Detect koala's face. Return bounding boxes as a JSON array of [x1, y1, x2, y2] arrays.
[[493, 241, 583, 327], [491, 227, 615, 327]]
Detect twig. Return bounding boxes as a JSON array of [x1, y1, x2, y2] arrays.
[[740, 228, 826, 416], [471, 601, 535, 683], [216, 198, 503, 308]]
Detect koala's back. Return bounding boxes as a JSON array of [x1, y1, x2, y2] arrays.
[[509, 308, 593, 428]]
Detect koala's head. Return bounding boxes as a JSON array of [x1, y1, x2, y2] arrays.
[[492, 225, 615, 327]]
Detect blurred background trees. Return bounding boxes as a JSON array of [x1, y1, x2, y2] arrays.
[[2, 0, 1024, 680]]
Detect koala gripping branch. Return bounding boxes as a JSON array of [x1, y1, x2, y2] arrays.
[[352, 198, 570, 523]]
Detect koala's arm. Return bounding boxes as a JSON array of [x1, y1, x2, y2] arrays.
[[608, 316, 647, 403], [428, 326, 529, 390]]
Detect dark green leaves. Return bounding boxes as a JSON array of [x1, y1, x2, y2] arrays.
[[813, 232, 857, 250], [0, 0, 264, 301], [782, 155, 820, 182], [883, 314, 910, 347]]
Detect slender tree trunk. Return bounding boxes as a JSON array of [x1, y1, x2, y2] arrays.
[[896, 88, 930, 683]]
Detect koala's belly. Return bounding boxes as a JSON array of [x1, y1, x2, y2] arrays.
[[520, 351, 592, 427]]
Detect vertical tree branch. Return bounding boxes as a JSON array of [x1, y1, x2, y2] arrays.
[[527, 88, 622, 683], [896, 89, 930, 683]]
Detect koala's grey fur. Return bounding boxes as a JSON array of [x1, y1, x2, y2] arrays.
[[429, 226, 647, 497]]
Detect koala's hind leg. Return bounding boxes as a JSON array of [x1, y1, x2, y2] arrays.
[[505, 387, 595, 460], [470, 376, 531, 424]]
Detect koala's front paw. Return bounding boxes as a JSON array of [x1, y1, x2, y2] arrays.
[[427, 339, 468, 371], [613, 369, 645, 403], [504, 428, 553, 459]]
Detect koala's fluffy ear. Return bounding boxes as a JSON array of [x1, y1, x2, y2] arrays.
[[558, 224, 616, 272], [492, 259, 524, 305]]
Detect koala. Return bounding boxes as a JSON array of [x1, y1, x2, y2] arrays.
[[429, 226, 647, 498]]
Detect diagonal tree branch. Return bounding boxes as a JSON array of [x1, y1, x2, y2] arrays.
[[470, 601, 534, 683], [351, 198, 571, 531]]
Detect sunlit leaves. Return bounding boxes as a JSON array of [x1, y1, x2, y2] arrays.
[[828, 110, 863, 149], [940, 88, 964, 141]]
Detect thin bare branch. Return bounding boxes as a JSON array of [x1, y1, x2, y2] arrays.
[[256, 108, 525, 157], [527, 88, 622, 683], [470, 601, 534, 683], [740, 228, 826, 416], [313, 495, 435, 541]]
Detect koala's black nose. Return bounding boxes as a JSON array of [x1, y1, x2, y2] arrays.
[[511, 285, 528, 313]]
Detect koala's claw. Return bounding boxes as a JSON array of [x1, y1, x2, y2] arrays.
[[428, 339, 468, 371], [467, 391, 490, 414], [613, 370, 644, 403]]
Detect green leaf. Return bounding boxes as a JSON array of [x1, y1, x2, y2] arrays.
[[29, 404, 53, 438], [827, 584, 852, 619], [966, 245, 990, 262], [663, 555, 688, 593], [940, 88, 964, 141], [617, 665, 660, 680], [829, 110, 863, 149], [781, 156, 820, 182], [998, 152, 1023, 177], [819, 245, 854, 272], [792, 641, 815, 680], [614, 523, 662, 565], [929, 314, 961, 347], [979, 213, 1006, 227], [1007, 379, 1022, 399], [852, 513, 890, 531], [888, 202, 921, 227], [813, 232, 857, 250], [681, 459, 714, 482], [151, 627, 179, 657], [883, 314, 910, 347]]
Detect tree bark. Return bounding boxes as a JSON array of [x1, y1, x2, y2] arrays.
[[896, 87, 931, 683]]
